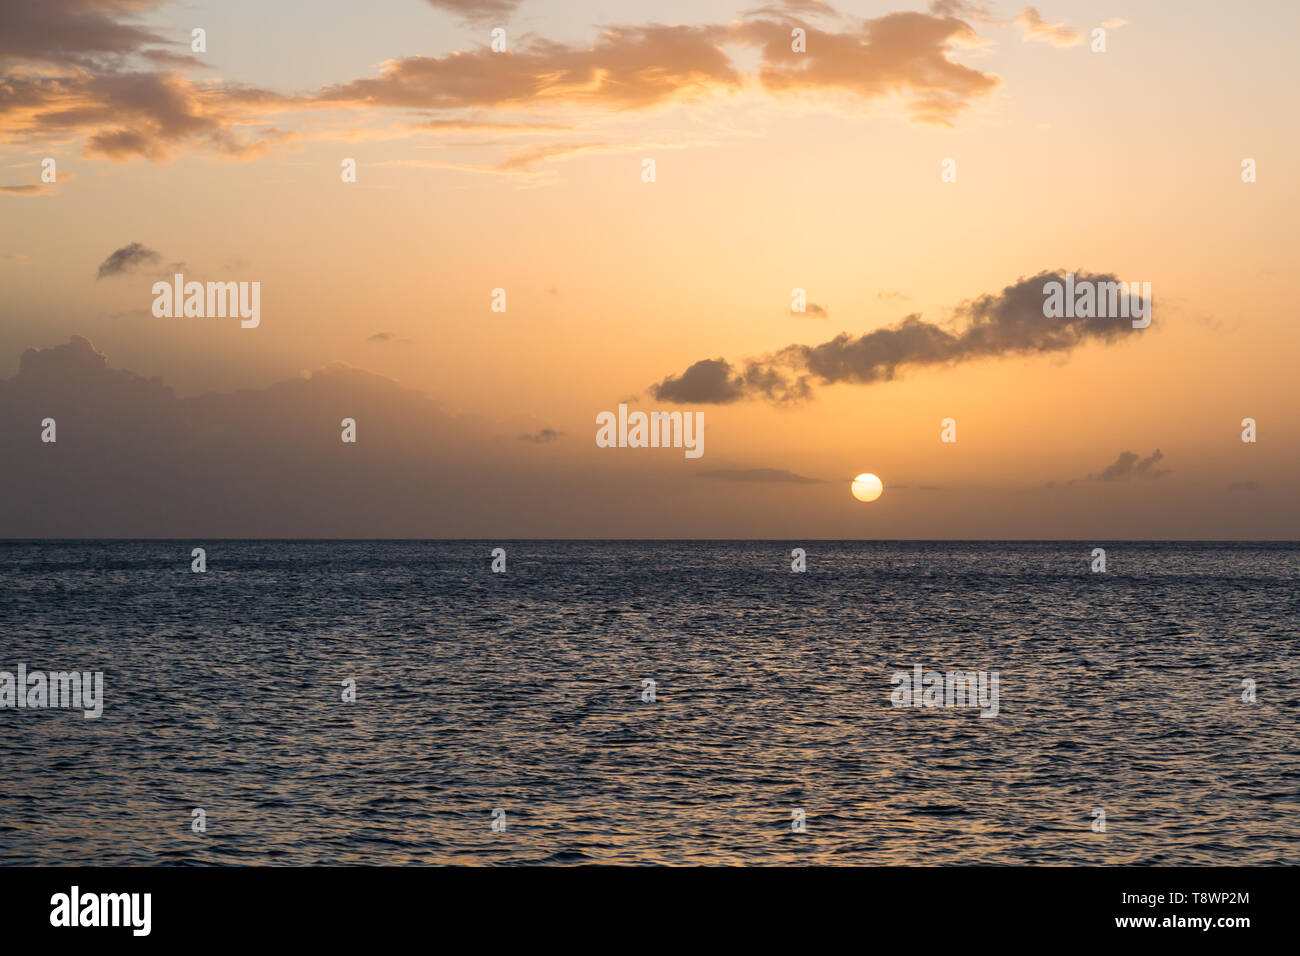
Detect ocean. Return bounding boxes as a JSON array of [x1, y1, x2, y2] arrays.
[[1, 540, 1296, 865]]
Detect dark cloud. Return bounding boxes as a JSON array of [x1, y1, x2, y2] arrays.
[[652, 270, 1144, 404], [95, 241, 161, 278], [1090, 449, 1169, 482], [651, 358, 750, 405], [519, 428, 562, 443], [0, 337, 496, 537], [0, 0, 174, 68], [695, 468, 824, 484], [0, 71, 291, 161], [802, 302, 829, 317]]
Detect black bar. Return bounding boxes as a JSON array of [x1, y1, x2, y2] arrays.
[[0, 866, 1277, 943]]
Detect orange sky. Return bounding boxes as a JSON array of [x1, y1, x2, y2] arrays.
[[2, 0, 1297, 537]]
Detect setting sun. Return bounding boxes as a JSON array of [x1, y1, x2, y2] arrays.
[[851, 473, 884, 502]]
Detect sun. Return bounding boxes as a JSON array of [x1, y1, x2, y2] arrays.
[[851, 473, 883, 503]]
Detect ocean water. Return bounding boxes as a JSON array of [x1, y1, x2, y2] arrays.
[[0, 540, 1296, 866]]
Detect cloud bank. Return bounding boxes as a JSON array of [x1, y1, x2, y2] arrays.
[[0, 2, 1017, 162]]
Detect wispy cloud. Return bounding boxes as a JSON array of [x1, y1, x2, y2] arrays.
[[695, 468, 824, 484], [367, 332, 412, 344], [423, 0, 525, 27], [1089, 449, 1169, 482], [1014, 7, 1084, 47]]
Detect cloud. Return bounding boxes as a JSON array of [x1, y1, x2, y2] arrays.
[[928, 0, 997, 18], [650, 358, 752, 405], [0, 336, 501, 537], [0, 70, 293, 161], [733, 12, 1000, 125], [0, 5, 283, 160], [495, 141, 613, 172], [373, 143, 623, 176], [1, 252, 32, 264], [519, 428, 563, 443], [6, 338, 811, 537], [423, 0, 525, 26], [800, 302, 829, 318], [695, 468, 824, 484], [366, 331, 412, 344], [1228, 480, 1259, 492], [0, 0, 177, 68], [933, 2, 1092, 49], [411, 118, 572, 133], [318, 25, 742, 112], [95, 241, 161, 278], [0, 170, 74, 197], [652, 270, 1144, 404], [2, 4, 1009, 164], [1014, 7, 1084, 47], [137, 48, 204, 68], [742, 0, 843, 20], [318, 12, 999, 124], [1089, 449, 1168, 482]]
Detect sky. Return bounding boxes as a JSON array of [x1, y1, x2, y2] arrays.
[[1, 0, 1297, 538]]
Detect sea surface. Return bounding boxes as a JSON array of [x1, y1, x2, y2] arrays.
[[0, 540, 1296, 865]]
